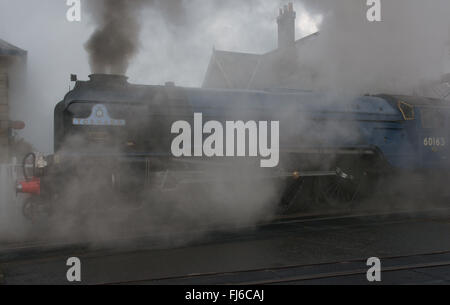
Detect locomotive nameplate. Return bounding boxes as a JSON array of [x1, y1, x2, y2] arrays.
[[72, 104, 126, 126]]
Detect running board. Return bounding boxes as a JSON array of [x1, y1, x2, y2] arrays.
[[150, 169, 340, 190]]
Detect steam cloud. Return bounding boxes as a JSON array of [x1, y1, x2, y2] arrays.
[[298, 0, 450, 95], [84, 0, 450, 95]]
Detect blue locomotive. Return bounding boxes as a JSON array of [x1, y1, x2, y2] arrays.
[[17, 74, 450, 218]]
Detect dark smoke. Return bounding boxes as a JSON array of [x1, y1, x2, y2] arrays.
[[84, 0, 188, 75], [85, 0, 145, 74]]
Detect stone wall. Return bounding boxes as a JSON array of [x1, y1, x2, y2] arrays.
[[0, 63, 9, 163]]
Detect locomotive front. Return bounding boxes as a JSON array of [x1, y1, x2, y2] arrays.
[[17, 75, 192, 218]]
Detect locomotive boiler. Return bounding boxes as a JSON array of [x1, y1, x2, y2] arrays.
[[16, 74, 450, 219]]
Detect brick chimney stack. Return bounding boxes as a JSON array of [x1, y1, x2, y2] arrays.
[[277, 2, 296, 49]]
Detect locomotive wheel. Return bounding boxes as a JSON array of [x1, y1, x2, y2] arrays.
[[314, 175, 358, 207], [314, 166, 369, 208], [22, 198, 36, 221], [277, 177, 304, 214], [22, 197, 52, 222]]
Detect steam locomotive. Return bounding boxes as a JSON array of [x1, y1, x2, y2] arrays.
[[17, 74, 450, 219]]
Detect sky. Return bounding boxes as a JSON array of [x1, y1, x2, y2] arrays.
[[0, 0, 321, 152]]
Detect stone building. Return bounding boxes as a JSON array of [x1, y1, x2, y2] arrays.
[[202, 2, 319, 91], [0, 38, 27, 163]]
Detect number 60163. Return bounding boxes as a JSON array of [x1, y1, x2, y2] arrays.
[[424, 137, 446, 147]]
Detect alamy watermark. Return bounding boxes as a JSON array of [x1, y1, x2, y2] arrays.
[[66, 1, 380, 23], [366, 257, 382, 282], [66, 257, 81, 282], [366, 0, 382, 22], [170, 113, 280, 168], [66, 0, 81, 22]]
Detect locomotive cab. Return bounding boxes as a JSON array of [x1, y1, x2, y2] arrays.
[[380, 95, 450, 170]]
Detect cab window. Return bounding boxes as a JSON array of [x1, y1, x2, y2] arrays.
[[398, 101, 415, 121]]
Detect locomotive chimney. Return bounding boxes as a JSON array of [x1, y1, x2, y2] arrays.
[[277, 2, 296, 50], [88, 74, 129, 86]]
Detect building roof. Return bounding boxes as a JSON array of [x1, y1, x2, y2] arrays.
[[203, 50, 262, 89], [0, 39, 27, 57], [202, 32, 319, 90]]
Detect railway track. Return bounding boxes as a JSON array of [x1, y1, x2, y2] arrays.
[[106, 250, 450, 285], [2, 206, 450, 284]]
